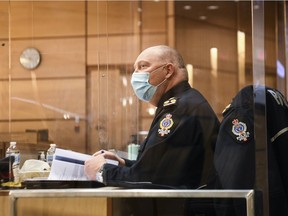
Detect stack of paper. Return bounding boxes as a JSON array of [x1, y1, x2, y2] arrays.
[[48, 148, 118, 180]]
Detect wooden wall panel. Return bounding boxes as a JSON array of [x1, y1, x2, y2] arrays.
[[0, 3, 9, 78], [176, 18, 238, 73], [141, 34, 167, 49], [0, 2, 9, 38], [88, 1, 135, 35], [87, 67, 138, 153], [87, 1, 169, 66], [0, 120, 86, 153], [142, 1, 167, 33], [87, 35, 138, 65], [0, 40, 9, 76], [175, 15, 240, 116], [87, 33, 168, 66], [0, 77, 87, 152], [0, 0, 171, 153], [0, 78, 85, 120], [192, 68, 238, 117], [6, 37, 86, 79], [0, 81, 9, 121], [10, 2, 85, 38]]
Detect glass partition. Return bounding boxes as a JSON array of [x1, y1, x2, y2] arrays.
[[1, 1, 288, 215]]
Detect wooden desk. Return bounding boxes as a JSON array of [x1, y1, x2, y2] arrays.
[[0, 190, 10, 216], [1, 189, 111, 216], [9, 188, 255, 216]]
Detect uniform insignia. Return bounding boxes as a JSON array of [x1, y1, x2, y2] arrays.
[[222, 103, 231, 114], [163, 97, 177, 107], [158, 114, 174, 137], [231, 119, 250, 142]]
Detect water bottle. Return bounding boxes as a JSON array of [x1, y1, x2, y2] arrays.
[[128, 143, 140, 160], [46, 143, 56, 166], [5, 141, 21, 183], [38, 151, 46, 161]]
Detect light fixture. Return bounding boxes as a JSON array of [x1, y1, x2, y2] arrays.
[[277, 60, 285, 78], [253, 4, 260, 10], [183, 5, 192, 10], [186, 64, 193, 87], [207, 5, 219, 10], [210, 48, 218, 77], [129, 96, 133, 105], [122, 98, 127, 107], [122, 76, 127, 87], [63, 114, 70, 119], [237, 31, 246, 87], [147, 107, 156, 116], [199, 16, 207, 20]]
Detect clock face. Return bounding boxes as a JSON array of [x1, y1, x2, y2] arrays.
[[19, 48, 41, 70]]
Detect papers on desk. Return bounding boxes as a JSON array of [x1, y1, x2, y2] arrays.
[[48, 148, 118, 181]]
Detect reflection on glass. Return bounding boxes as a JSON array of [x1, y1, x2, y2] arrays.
[[210, 47, 218, 77], [186, 64, 193, 87], [237, 30, 246, 88]]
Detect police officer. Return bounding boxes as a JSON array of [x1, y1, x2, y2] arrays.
[[84, 45, 219, 190], [214, 85, 288, 216]]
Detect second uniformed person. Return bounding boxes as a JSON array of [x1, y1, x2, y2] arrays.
[[84, 45, 220, 190]]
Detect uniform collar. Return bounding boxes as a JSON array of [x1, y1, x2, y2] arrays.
[[157, 81, 191, 108]]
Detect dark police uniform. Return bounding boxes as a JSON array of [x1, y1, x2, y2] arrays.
[[102, 81, 220, 189], [214, 85, 288, 216]]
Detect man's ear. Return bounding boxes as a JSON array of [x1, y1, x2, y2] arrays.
[[165, 63, 174, 79]]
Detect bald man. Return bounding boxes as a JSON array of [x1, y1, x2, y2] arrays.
[[84, 45, 219, 189]]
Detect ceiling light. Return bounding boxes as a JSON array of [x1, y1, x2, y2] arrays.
[[207, 5, 219, 10], [183, 5, 192, 10], [253, 5, 260, 10], [199, 16, 207, 20]]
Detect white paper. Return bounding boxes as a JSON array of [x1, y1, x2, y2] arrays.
[[48, 148, 118, 180]]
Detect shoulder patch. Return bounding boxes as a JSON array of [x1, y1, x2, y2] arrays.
[[231, 119, 250, 142], [158, 113, 174, 137], [163, 97, 177, 107]]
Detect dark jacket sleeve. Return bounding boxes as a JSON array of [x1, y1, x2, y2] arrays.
[[123, 159, 135, 167]]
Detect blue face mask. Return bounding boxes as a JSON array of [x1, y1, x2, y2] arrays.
[[131, 65, 167, 102]]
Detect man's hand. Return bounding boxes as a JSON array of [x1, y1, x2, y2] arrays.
[[84, 155, 106, 180], [93, 150, 125, 166]]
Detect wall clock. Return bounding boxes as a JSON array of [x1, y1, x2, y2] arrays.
[[19, 47, 41, 70]]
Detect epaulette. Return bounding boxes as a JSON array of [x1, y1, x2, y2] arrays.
[[222, 103, 231, 115], [163, 97, 178, 107]]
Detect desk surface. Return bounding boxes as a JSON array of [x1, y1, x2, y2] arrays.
[[9, 188, 255, 216], [9, 187, 254, 198]]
